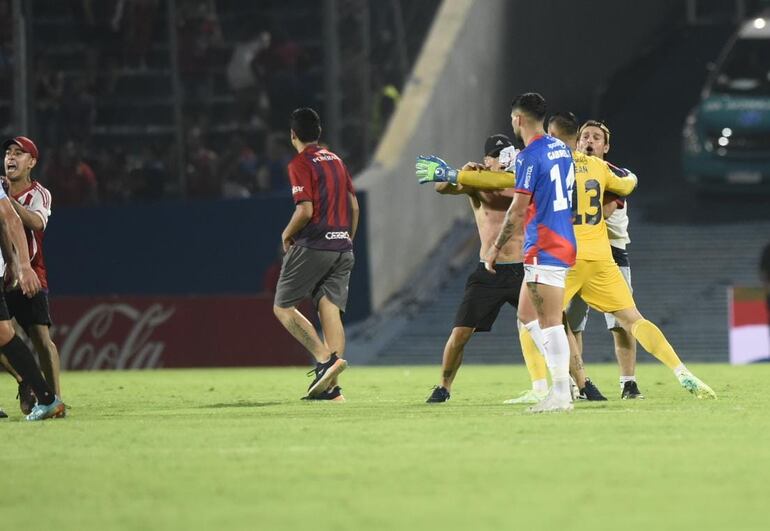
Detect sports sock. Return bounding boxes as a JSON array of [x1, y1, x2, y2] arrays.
[[630, 319, 682, 371], [532, 379, 548, 394], [518, 322, 548, 383], [619, 375, 636, 390], [541, 325, 571, 399], [1, 335, 55, 405]]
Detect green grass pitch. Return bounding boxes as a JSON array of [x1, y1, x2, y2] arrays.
[[0, 363, 767, 531]]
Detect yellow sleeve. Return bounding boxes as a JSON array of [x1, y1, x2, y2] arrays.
[[604, 165, 637, 197], [457, 169, 516, 189]]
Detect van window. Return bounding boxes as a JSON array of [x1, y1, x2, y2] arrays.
[[713, 39, 770, 95]]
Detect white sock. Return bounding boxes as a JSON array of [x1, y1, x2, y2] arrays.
[[523, 320, 547, 356], [673, 363, 687, 377], [532, 378, 548, 394], [541, 325, 571, 400], [619, 375, 636, 390]]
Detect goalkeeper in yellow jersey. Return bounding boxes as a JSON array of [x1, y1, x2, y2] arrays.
[[419, 134, 549, 404], [546, 112, 715, 399]]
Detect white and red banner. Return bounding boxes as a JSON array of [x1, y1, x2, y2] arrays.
[[48, 295, 313, 370], [729, 287, 770, 364]]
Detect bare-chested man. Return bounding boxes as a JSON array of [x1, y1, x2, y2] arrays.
[[423, 134, 548, 403]]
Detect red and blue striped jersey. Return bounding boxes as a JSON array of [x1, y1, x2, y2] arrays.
[[287, 144, 355, 252]]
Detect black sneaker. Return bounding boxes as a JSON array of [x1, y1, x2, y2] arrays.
[[0, 407, 7, 419], [579, 379, 608, 401], [17, 381, 36, 415], [426, 386, 450, 403], [306, 353, 347, 398], [301, 386, 345, 402], [621, 380, 645, 399]]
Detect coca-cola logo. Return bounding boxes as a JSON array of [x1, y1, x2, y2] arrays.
[[51, 303, 175, 370]]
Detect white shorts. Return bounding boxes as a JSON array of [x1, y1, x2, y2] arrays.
[[523, 264, 567, 288]]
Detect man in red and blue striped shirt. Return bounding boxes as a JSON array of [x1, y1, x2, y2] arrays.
[[273, 107, 360, 401]]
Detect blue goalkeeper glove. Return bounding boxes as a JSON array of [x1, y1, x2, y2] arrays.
[[415, 155, 458, 184]]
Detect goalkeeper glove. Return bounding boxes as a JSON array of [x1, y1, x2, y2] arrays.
[[415, 155, 458, 184]]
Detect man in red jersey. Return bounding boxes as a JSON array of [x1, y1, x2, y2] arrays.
[[0, 136, 63, 414], [273, 108, 360, 401], [0, 136, 63, 420]]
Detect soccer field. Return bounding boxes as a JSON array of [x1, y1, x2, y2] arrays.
[[0, 364, 767, 531]]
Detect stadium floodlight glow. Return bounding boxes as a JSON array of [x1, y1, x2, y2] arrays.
[[754, 18, 767, 29], [718, 136, 729, 147], [722, 127, 732, 137]]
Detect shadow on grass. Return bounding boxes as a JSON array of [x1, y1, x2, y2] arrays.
[[198, 401, 283, 409]]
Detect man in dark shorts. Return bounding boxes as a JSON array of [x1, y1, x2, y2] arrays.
[[273, 108, 360, 401], [422, 135, 548, 404], [1, 136, 63, 414], [0, 137, 62, 420]]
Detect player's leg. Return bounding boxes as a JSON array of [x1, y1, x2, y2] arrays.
[[563, 264, 606, 400], [613, 307, 716, 399], [12, 291, 62, 400], [273, 304, 332, 361], [504, 263, 548, 404], [606, 264, 642, 398], [430, 263, 510, 402], [306, 251, 355, 398], [274, 246, 348, 397], [433, 326, 473, 396], [565, 296, 592, 394], [27, 324, 62, 398], [609, 324, 641, 399], [0, 354, 22, 383], [521, 266, 572, 412], [0, 320, 63, 419]]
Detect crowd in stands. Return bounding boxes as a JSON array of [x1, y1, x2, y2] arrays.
[[0, 0, 436, 206]]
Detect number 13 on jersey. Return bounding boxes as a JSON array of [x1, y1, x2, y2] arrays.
[[550, 163, 575, 213]]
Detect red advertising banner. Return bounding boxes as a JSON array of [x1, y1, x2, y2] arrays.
[[729, 286, 770, 364], [48, 295, 313, 370]]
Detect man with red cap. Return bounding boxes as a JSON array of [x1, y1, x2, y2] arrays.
[[0, 136, 63, 420], [1, 136, 63, 415]]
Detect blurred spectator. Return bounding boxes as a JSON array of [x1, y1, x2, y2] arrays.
[[132, 145, 170, 200], [44, 140, 99, 206], [221, 135, 257, 199], [177, 0, 223, 102], [264, 32, 305, 129], [59, 75, 97, 142], [33, 55, 64, 145], [0, 0, 12, 87], [226, 31, 272, 129], [185, 127, 220, 198], [255, 134, 291, 193], [121, 0, 160, 69], [97, 147, 132, 203]]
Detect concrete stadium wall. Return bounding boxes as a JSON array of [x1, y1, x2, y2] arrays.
[[356, 0, 512, 310], [357, 0, 681, 311]]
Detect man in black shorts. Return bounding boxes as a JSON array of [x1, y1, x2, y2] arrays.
[[1, 136, 63, 414], [273, 108, 360, 401], [423, 135, 548, 403], [0, 136, 62, 420]]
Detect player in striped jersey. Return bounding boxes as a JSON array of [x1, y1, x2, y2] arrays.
[[274, 108, 359, 400], [0, 137, 63, 414], [0, 136, 63, 420]]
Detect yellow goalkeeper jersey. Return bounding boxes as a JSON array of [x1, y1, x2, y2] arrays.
[[571, 152, 636, 261]]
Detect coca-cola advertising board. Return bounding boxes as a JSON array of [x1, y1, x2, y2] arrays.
[[48, 295, 312, 370]]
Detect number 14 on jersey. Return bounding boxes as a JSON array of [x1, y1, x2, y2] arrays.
[[550, 163, 575, 213]]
